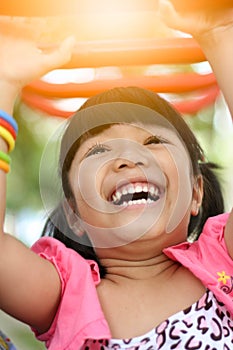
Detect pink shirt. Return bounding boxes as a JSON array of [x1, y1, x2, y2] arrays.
[[31, 213, 233, 350], [164, 212, 233, 316], [31, 239, 111, 350]]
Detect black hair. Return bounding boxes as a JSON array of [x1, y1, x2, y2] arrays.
[[42, 87, 224, 277]]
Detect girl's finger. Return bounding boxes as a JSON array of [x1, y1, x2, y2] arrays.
[[158, 0, 197, 32], [41, 36, 76, 70], [0, 16, 49, 41]]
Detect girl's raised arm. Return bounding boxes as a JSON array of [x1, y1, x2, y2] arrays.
[[0, 18, 74, 332], [159, 1, 233, 257]]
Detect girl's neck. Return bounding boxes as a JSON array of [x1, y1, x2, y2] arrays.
[[96, 236, 183, 281], [99, 253, 179, 282]]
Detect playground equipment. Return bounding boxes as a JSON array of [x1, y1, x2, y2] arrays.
[[1, 0, 231, 117]]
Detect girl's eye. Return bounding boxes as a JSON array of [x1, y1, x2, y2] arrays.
[[86, 143, 110, 157], [144, 135, 169, 145]]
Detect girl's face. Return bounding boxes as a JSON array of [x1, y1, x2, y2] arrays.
[[68, 122, 202, 248]]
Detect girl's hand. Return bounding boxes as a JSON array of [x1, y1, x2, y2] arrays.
[[158, 0, 233, 117], [0, 16, 75, 92], [158, 0, 233, 42]]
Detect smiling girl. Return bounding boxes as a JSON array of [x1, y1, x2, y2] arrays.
[[0, 2, 233, 350]]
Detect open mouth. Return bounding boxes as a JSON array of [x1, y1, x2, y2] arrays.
[[110, 182, 161, 206]]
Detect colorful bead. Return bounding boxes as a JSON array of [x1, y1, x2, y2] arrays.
[[0, 125, 15, 152], [0, 159, 10, 173], [0, 110, 18, 133], [0, 117, 17, 140], [0, 151, 11, 164]]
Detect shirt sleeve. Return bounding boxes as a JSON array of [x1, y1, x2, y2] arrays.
[[164, 213, 233, 317], [31, 237, 111, 350]]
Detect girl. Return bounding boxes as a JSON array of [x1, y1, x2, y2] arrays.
[[0, 2, 233, 349]]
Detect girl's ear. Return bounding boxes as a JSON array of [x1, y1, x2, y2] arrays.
[[191, 175, 204, 216], [62, 199, 85, 237]]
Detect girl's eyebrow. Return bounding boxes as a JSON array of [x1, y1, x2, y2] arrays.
[[144, 134, 171, 143]]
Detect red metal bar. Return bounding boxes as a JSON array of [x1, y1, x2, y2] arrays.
[[170, 0, 232, 12], [25, 72, 216, 98], [21, 92, 71, 118], [1, 0, 231, 17], [172, 85, 220, 114], [21, 85, 220, 118], [59, 38, 205, 68], [0, 0, 157, 17]]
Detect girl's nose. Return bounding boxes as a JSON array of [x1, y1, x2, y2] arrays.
[[111, 140, 150, 171], [114, 158, 145, 171]]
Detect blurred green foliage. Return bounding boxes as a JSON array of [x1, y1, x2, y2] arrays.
[[7, 102, 64, 211]]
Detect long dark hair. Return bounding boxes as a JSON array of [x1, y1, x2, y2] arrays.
[[42, 87, 224, 277]]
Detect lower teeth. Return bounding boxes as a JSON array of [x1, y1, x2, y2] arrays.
[[121, 198, 156, 206]]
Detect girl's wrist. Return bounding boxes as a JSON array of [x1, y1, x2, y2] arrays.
[[0, 80, 21, 115], [195, 25, 233, 70], [0, 138, 8, 153], [194, 23, 233, 51]]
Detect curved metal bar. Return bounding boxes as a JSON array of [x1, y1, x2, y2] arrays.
[[21, 85, 220, 118], [0, 0, 157, 16], [172, 85, 220, 114], [59, 38, 205, 68], [25, 72, 216, 97], [170, 0, 232, 12]]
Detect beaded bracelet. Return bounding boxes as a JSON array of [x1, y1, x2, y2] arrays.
[[0, 117, 17, 140], [0, 150, 11, 164], [0, 159, 10, 173], [0, 109, 18, 133], [0, 125, 15, 152]]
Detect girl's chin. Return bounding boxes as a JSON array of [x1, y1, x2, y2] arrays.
[[82, 213, 168, 249]]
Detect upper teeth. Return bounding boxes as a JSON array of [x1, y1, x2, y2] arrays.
[[111, 183, 159, 205]]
